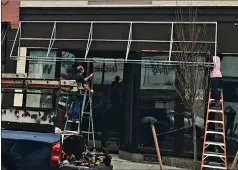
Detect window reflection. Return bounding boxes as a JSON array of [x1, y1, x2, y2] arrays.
[[26, 50, 56, 108], [92, 60, 124, 147], [221, 56, 238, 157], [56, 51, 76, 128], [139, 54, 176, 150]]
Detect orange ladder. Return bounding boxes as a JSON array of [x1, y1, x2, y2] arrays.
[[200, 90, 228, 170]]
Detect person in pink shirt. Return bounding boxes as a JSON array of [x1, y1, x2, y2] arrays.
[[210, 53, 223, 107]]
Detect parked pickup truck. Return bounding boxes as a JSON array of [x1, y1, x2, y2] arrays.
[[1, 107, 62, 170]]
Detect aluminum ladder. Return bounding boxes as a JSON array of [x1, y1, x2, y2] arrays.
[[200, 90, 228, 170], [80, 90, 95, 148], [63, 92, 81, 135]]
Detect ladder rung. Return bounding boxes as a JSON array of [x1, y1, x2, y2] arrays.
[[66, 120, 80, 123], [209, 109, 223, 113], [205, 141, 224, 146], [81, 131, 94, 134], [207, 120, 223, 124], [206, 131, 224, 135], [81, 117, 92, 119], [204, 152, 225, 158], [83, 112, 91, 115], [63, 130, 79, 134], [202, 165, 226, 169], [209, 99, 222, 102]]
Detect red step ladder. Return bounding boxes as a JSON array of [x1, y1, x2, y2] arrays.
[[200, 90, 228, 170]]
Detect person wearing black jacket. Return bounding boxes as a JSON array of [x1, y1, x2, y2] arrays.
[[225, 106, 237, 136]]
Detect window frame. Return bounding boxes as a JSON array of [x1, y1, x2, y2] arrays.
[[23, 48, 62, 109]]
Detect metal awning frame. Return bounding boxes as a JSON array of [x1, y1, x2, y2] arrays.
[[10, 20, 218, 65]]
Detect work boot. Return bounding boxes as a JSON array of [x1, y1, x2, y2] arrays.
[[215, 100, 221, 107]]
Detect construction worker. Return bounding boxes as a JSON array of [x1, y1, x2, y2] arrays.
[[68, 66, 93, 121], [210, 52, 223, 108]]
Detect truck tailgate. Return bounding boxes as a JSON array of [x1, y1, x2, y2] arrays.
[[1, 130, 61, 170]]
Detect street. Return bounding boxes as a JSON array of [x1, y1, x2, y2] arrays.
[[111, 154, 189, 170]]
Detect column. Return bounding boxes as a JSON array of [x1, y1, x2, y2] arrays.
[[121, 53, 141, 149]]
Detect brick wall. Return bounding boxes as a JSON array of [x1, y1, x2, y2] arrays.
[[2, 1, 20, 29]]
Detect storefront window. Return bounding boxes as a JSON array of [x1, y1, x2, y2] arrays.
[[222, 56, 238, 157], [92, 60, 124, 146], [57, 54, 124, 146], [138, 54, 176, 151], [60, 51, 75, 79], [26, 50, 57, 108]]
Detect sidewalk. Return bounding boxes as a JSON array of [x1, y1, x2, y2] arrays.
[[111, 154, 189, 170]]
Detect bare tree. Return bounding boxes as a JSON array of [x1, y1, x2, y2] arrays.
[[172, 8, 212, 169]]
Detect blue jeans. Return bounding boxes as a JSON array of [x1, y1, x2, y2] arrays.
[[67, 96, 81, 119]]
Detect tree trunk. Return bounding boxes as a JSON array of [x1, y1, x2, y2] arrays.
[[192, 113, 198, 170]]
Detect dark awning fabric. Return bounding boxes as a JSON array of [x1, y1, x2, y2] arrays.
[[1, 22, 10, 45], [19, 21, 172, 51], [11, 21, 216, 64], [1, 22, 10, 63]]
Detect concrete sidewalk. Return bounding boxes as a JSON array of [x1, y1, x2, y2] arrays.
[[111, 154, 189, 170]]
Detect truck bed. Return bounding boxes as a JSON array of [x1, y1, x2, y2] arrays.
[[1, 130, 61, 170]]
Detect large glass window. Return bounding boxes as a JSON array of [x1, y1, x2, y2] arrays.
[[60, 51, 76, 79], [222, 56, 238, 157], [26, 50, 57, 108], [92, 59, 124, 147], [57, 54, 124, 147], [138, 53, 206, 154], [56, 51, 76, 128], [138, 54, 176, 151]]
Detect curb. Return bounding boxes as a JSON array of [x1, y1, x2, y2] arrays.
[[119, 150, 200, 169]]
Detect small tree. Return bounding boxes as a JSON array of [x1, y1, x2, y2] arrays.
[[173, 8, 212, 169]]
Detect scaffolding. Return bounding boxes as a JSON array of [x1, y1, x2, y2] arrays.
[[10, 21, 217, 66]]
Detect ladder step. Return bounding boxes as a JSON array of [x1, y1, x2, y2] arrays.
[[67, 120, 80, 123], [206, 131, 224, 135], [81, 131, 94, 134], [202, 165, 226, 169], [209, 99, 222, 102], [204, 152, 225, 158], [209, 109, 223, 113], [83, 112, 91, 115], [207, 120, 223, 124], [205, 141, 224, 146], [63, 130, 79, 134], [81, 117, 92, 119]]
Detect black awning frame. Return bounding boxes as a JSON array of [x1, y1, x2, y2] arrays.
[[10, 21, 217, 65]]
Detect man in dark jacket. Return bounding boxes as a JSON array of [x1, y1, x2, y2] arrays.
[[68, 66, 93, 121], [225, 106, 236, 136]]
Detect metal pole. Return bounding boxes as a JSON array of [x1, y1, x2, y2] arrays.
[[125, 22, 132, 61], [20, 20, 217, 24], [214, 22, 218, 63], [46, 22, 56, 58], [17, 24, 22, 60], [11, 56, 213, 66], [169, 22, 174, 62], [10, 22, 21, 60], [19, 37, 215, 44], [84, 22, 93, 59]]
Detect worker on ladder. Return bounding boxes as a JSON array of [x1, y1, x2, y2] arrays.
[[68, 66, 94, 121], [210, 52, 223, 108], [209, 51, 224, 153], [200, 51, 228, 170]]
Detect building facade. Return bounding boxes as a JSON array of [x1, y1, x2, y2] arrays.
[[3, 0, 238, 161], [1, 1, 20, 106]]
